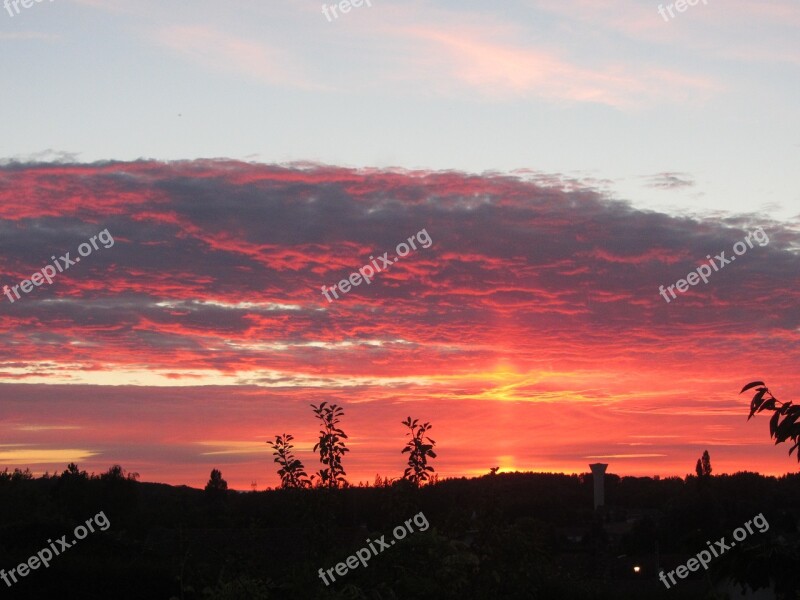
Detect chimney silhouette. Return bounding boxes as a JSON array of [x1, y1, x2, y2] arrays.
[[589, 463, 608, 509]]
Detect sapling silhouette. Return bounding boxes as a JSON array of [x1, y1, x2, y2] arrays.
[[268, 433, 310, 489], [742, 381, 800, 461], [311, 402, 349, 488], [401, 416, 437, 486]]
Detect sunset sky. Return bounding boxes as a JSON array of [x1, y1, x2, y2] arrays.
[[1, 1, 799, 489]]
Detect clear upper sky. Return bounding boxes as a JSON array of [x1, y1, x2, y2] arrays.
[[2, 0, 798, 220]]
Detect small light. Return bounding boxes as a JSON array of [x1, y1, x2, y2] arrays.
[[633, 566, 641, 573]]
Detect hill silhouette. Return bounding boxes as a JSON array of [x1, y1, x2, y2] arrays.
[[1, 466, 798, 599]]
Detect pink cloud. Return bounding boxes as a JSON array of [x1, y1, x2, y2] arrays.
[[394, 26, 718, 107]]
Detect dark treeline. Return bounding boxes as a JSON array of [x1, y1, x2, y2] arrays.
[[0, 466, 799, 599]]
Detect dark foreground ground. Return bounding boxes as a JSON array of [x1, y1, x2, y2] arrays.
[[0, 469, 798, 599]]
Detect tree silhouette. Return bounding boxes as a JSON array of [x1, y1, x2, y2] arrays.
[[268, 433, 310, 489], [401, 416, 437, 486], [742, 381, 800, 462], [0, 468, 33, 482], [205, 468, 228, 492], [701, 450, 711, 476], [203, 468, 228, 519], [695, 450, 711, 489], [694, 450, 712, 477], [101, 464, 139, 482], [311, 402, 349, 488], [62, 462, 88, 479]]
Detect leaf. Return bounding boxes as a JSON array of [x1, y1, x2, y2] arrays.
[[770, 411, 781, 437], [757, 398, 776, 413], [741, 381, 766, 394], [749, 389, 768, 418], [775, 415, 798, 443]]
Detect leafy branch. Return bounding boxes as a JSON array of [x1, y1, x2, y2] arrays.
[[742, 381, 800, 461]]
